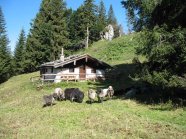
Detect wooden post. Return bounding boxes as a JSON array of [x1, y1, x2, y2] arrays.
[[86, 26, 89, 48], [74, 60, 76, 65], [60, 48, 64, 61], [41, 77, 44, 85], [62, 48, 63, 55]]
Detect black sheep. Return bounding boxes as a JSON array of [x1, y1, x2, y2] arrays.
[[64, 88, 84, 103]]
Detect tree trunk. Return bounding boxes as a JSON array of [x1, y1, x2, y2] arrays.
[[86, 26, 89, 48]]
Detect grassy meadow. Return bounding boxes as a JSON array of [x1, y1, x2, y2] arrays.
[[0, 34, 186, 139], [0, 72, 186, 139]]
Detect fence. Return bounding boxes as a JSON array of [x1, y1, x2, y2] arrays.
[[30, 73, 111, 83]]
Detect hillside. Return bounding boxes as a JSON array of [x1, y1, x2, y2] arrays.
[[76, 33, 144, 65], [0, 35, 186, 138]]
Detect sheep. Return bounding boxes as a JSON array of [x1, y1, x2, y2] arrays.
[[88, 89, 97, 104], [97, 86, 114, 103], [54, 88, 63, 95], [97, 88, 107, 103], [43, 94, 55, 107], [107, 86, 114, 99], [64, 88, 84, 103], [53, 88, 65, 101]]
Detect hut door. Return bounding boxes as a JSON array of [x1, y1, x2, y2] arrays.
[[79, 65, 86, 79]]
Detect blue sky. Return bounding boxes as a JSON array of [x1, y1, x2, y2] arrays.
[[0, 0, 127, 52]]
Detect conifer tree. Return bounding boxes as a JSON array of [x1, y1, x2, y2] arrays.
[[68, 6, 86, 47], [0, 7, 12, 83], [13, 29, 26, 74], [98, 0, 107, 27], [122, 0, 186, 88], [107, 5, 117, 25], [90, 0, 107, 41], [25, 0, 69, 72], [83, 0, 96, 48], [68, 0, 96, 49], [107, 5, 120, 38]]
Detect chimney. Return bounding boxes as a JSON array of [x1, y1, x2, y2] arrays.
[[60, 48, 65, 61]]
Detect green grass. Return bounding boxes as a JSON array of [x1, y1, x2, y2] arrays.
[[76, 33, 145, 65], [0, 35, 186, 138], [0, 72, 186, 139]]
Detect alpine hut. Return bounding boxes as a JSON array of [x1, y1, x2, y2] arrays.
[[40, 49, 111, 83]]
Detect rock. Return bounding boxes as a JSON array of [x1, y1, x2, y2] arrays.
[[103, 24, 114, 41]]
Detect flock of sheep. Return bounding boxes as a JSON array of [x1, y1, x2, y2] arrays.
[[43, 86, 114, 107]]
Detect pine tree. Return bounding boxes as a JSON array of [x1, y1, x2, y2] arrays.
[[13, 29, 26, 75], [83, 0, 96, 48], [98, 0, 107, 27], [107, 5, 117, 25], [89, 0, 107, 41], [68, 0, 96, 49], [122, 0, 186, 88], [0, 7, 12, 83], [107, 5, 120, 38], [68, 6, 86, 48], [25, 0, 69, 72]]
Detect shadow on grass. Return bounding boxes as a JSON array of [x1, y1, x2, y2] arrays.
[[85, 100, 108, 104], [42, 103, 56, 108], [88, 63, 186, 107]]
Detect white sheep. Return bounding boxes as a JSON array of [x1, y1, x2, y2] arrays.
[[107, 86, 114, 99], [97, 86, 114, 103], [88, 89, 97, 104], [53, 88, 65, 101]]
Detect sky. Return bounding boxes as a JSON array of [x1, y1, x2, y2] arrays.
[[0, 0, 127, 52]]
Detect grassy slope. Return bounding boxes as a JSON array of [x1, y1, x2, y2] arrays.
[[76, 33, 144, 65], [77, 34, 145, 89], [0, 35, 186, 139]]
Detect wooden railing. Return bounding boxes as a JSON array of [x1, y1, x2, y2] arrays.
[[30, 73, 116, 85], [40, 73, 106, 82]]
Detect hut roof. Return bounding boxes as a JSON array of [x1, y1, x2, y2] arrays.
[[40, 54, 111, 69]]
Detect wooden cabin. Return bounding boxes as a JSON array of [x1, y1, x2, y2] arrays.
[[40, 49, 111, 83]]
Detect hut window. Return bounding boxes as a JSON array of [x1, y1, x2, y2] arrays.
[[41, 69, 45, 74], [45, 69, 48, 73], [91, 69, 96, 73], [51, 67, 54, 73], [69, 68, 74, 73]]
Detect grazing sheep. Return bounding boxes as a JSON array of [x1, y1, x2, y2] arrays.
[[54, 88, 63, 95], [64, 88, 84, 103], [107, 86, 114, 99], [88, 89, 97, 104], [97, 86, 114, 103], [97, 89, 106, 103], [43, 94, 55, 107], [53, 88, 65, 101]]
